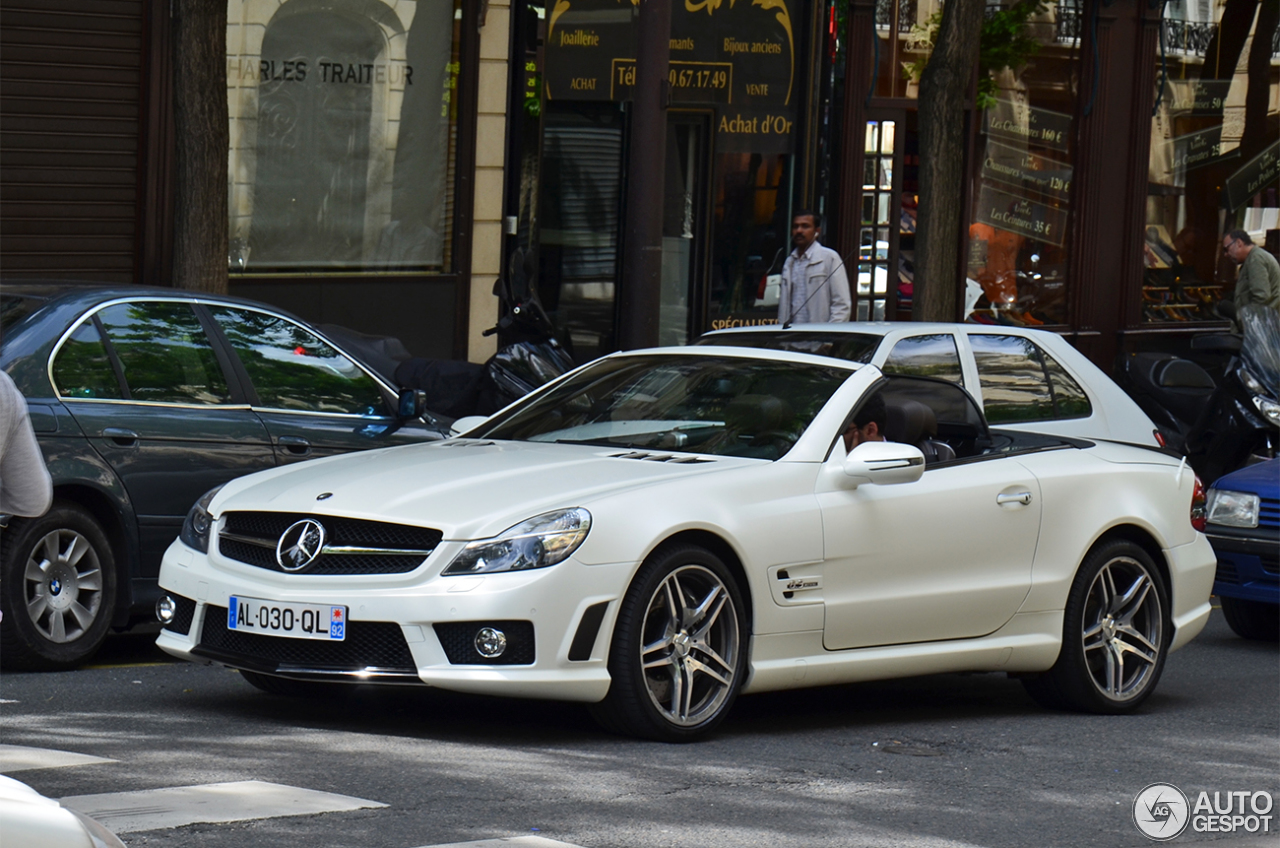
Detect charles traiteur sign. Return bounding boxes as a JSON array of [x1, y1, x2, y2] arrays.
[[543, 0, 798, 154]]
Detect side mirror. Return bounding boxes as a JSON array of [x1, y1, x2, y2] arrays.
[[842, 441, 925, 486], [397, 388, 427, 420], [450, 415, 490, 437]]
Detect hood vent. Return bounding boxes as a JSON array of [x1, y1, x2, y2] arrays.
[[609, 451, 714, 464], [441, 439, 495, 447]]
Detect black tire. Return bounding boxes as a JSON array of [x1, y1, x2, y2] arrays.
[[0, 503, 118, 671], [1219, 596, 1280, 642], [589, 544, 747, 742], [239, 669, 355, 699], [1023, 540, 1169, 714]]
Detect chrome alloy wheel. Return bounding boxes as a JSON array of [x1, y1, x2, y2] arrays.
[[639, 564, 740, 727], [23, 529, 105, 644], [1081, 555, 1163, 702]]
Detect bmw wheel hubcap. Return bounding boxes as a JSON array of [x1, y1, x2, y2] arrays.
[[639, 565, 739, 727], [1082, 556, 1163, 701], [23, 529, 103, 643]]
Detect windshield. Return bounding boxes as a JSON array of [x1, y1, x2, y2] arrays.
[[696, 331, 883, 363], [477, 354, 853, 460], [1240, 306, 1280, 395]]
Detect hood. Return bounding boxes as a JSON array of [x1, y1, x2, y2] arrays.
[[1211, 458, 1280, 496], [213, 439, 758, 539]]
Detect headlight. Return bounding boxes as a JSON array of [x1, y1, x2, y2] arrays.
[[443, 508, 591, 575], [1239, 366, 1266, 396], [1252, 395, 1280, 427], [1205, 488, 1260, 528], [179, 485, 223, 553]]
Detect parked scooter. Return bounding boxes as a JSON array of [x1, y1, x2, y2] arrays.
[[395, 248, 576, 422], [1115, 303, 1280, 484]]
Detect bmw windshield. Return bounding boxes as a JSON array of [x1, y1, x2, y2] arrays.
[[475, 354, 852, 459]]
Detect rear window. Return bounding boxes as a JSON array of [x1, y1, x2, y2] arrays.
[[0, 294, 46, 336], [698, 331, 882, 363], [969, 334, 1092, 423]]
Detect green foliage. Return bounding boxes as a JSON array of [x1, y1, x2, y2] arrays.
[[902, 0, 1049, 108]]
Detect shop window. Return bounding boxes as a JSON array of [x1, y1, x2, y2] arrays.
[[96, 303, 231, 405], [962, 1, 1080, 328], [226, 0, 461, 274], [1143, 0, 1279, 324]]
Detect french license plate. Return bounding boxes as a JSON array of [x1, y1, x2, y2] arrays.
[[227, 596, 347, 641]]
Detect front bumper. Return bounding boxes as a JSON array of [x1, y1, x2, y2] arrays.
[[155, 539, 632, 702], [1207, 525, 1280, 605]]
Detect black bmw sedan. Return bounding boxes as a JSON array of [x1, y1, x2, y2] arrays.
[[0, 284, 448, 670]]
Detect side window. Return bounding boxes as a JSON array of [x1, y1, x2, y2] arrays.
[[1042, 352, 1091, 418], [209, 307, 388, 416], [96, 302, 231, 404], [970, 334, 1055, 423], [52, 321, 123, 400], [882, 334, 964, 384]]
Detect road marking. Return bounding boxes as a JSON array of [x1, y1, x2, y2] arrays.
[[0, 744, 116, 772], [60, 779, 386, 833], [417, 839, 589, 848]]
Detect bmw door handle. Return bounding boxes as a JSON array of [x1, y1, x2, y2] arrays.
[[997, 491, 1033, 506], [102, 427, 139, 447], [278, 435, 311, 456]]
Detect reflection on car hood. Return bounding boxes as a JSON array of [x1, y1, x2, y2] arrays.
[[214, 439, 757, 539]]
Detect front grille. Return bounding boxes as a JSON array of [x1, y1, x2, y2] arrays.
[[434, 621, 535, 665], [218, 512, 441, 575], [163, 595, 196, 635], [196, 605, 416, 673], [1260, 497, 1279, 529]]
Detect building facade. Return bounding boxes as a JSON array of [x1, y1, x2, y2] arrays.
[[1, 0, 1276, 372]]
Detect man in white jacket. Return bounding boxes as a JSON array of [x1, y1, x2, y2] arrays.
[[0, 369, 52, 518], [777, 210, 851, 325]]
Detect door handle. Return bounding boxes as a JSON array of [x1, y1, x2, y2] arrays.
[[102, 427, 139, 446], [997, 491, 1033, 506], [277, 435, 311, 455]]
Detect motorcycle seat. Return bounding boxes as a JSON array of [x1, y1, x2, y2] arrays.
[[1153, 358, 1215, 390]]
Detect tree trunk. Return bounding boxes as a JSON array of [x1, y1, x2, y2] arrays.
[[914, 0, 985, 322], [172, 0, 228, 293]]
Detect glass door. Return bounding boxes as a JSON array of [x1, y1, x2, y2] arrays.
[[661, 113, 711, 346]]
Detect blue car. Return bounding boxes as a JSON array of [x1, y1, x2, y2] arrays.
[[1205, 459, 1280, 640]]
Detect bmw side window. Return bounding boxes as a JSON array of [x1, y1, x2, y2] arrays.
[[969, 334, 1055, 423], [883, 334, 964, 384], [52, 320, 124, 399], [1042, 352, 1091, 418], [209, 306, 388, 416], [96, 302, 231, 404]]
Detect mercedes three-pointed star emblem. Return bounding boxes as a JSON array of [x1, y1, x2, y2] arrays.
[[275, 519, 328, 572]]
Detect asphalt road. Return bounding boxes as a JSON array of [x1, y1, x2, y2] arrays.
[[1, 609, 1276, 848]]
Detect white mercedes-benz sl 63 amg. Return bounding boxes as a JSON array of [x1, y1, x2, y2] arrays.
[[156, 346, 1216, 741]]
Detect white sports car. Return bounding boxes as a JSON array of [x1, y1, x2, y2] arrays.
[[156, 347, 1216, 741]]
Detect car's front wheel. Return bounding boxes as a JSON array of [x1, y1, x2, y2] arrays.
[[1219, 596, 1279, 642], [0, 503, 118, 670], [1023, 540, 1169, 713], [590, 544, 746, 742]]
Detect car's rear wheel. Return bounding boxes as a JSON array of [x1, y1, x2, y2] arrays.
[[1219, 596, 1279, 641], [0, 503, 117, 671], [1023, 540, 1169, 714], [590, 544, 746, 742], [239, 669, 355, 699]]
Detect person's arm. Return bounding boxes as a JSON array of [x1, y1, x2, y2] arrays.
[[827, 250, 852, 322], [776, 254, 793, 324], [0, 375, 53, 518]]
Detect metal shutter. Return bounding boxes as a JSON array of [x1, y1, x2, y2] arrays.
[[0, 0, 144, 281]]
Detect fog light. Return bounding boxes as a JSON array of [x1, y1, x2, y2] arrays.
[[474, 626, 507, 658], [155, 595, 176, 624]]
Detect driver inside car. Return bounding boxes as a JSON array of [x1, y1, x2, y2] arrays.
[[843, 392, 887, 451]]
